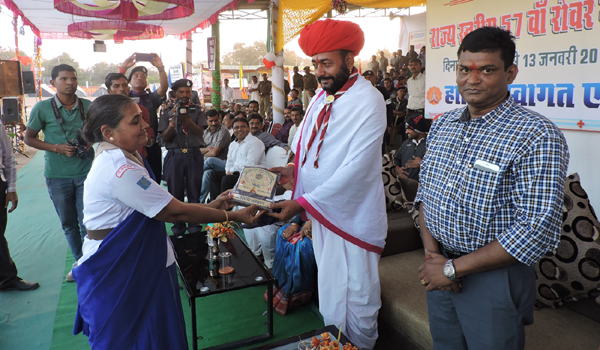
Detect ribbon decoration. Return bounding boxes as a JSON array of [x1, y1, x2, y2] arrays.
[[68, 21, 164, 43], [54, 0, 194, 21]]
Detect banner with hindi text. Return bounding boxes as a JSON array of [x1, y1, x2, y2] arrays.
[[426, 0, 599, 132]]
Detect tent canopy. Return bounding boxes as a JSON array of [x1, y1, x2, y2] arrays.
[[0, 0, 270, 40]]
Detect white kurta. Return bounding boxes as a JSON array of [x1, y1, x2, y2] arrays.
[[291, 76, 387, 349]]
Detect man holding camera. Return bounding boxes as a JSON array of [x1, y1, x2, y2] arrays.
[[25, 64, 94, 282], [118, 53, 168, 182], [158, 79, 207, 236]]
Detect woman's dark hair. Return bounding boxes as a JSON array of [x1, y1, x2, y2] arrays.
[[82, 94, 136, 143], [458, 26, 516, 71]]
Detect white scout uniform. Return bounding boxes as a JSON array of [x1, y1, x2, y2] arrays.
[[79, 144, 175, 267]]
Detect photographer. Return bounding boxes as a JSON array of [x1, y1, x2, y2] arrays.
[[119, 53, 168, 183], [24, 64, 94, 282], [158, 79, 207, 236]]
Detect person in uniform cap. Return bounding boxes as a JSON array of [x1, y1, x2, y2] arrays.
[[394, 114, 428, 182], [158, 78, 208, 236], [268, 19, 387, 349], [119, 53, 168, 183]]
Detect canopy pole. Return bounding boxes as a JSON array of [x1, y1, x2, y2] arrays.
[[211, 20, 222, 110], [185, 34, 193, 79], [270, 0, 285, 126]]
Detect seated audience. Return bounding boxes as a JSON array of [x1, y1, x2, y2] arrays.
[[220, 100, 230, 112], [248, 100, 259, 114], [287, 89, 303, 109], [375, 70, 384, 85], [208, 117, 266, 200], [248, 114, 290, 152], [275, 108, 294, 144], [288, 107, 304, 149], [391, 86, 408, 142], [383, 78, 397, 96], [393, 114, 428, 182], [199, 110, 231, 203], [222, 113, 234, 138]]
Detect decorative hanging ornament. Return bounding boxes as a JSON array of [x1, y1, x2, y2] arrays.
[[54, 0, 194, 21], [68, 21, 164, 43], [330, 0, 348, 15], [263, 52, 276, 69]]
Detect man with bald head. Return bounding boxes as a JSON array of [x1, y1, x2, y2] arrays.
[[268, 19, 387, 349]]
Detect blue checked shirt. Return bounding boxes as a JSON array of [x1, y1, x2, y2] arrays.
[[414, 97, 569, 266]]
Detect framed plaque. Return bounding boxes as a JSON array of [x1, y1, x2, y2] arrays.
[[231, 166, 281, 210]]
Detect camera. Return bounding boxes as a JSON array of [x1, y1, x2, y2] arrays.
[[172, 99, 197, 128], [175, 102, 197, 119], [68, 130, 90, 160]]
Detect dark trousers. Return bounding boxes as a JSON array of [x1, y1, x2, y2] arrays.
[[163, 150, 204, 234], [0, 180, 18, 288], [209, 172, 240, 201], [146, 143, 162, 183], [427, 261, 536, 350]]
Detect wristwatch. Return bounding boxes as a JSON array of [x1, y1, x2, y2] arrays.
[[443, 259, 459, 281]]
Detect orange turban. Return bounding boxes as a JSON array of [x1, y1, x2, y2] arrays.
[[298, 19, 364, 57]]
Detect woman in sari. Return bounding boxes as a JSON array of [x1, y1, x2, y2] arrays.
[[73, 94, 263, 349], [268, 216, 317, 315]]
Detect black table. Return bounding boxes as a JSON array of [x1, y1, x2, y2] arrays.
[[251, 325, 353, 350], [170, 230, 274, 350]]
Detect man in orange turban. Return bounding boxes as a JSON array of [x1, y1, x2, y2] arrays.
[[269, 19, 387, 349]]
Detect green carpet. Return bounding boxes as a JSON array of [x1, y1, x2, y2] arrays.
[[0, 152, 69, 350], [0, 151, 323, 350]]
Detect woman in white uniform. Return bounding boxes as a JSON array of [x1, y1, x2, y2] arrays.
[[72, 94, 262, 350]]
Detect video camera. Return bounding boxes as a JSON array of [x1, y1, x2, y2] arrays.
[[172, 99, 198, 131]]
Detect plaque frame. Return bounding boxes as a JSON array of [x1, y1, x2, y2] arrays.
[[231, 166, 281, 210]]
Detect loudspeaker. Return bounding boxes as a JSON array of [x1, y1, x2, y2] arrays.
[[0, 60, 23, 97], [2, 98, 20, 124], [22, 71, 36, 94]]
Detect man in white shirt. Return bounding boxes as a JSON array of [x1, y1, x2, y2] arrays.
[[222, 78, 234, 102], [248, 75, 260, 103], [406, 58, 425, 119], [208, 116, 266, 201]]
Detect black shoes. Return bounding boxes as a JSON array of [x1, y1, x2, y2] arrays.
[[0, 278, 40, 291]]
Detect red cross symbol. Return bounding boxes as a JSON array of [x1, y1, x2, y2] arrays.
[[577, 120, 585, 129]]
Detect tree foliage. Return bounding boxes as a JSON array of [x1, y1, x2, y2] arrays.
[[222, 41, 266, 65], [0, 46, 32, 71], [41, 53, 81, 78], [221, 40, 311, 67]]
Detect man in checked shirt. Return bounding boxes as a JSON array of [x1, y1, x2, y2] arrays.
[[416, 27, 569, 350]]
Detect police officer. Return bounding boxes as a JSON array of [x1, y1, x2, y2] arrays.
[[158, 79, 207, 236]]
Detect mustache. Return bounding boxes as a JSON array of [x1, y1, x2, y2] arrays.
[[317, 75, 334, 83]]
